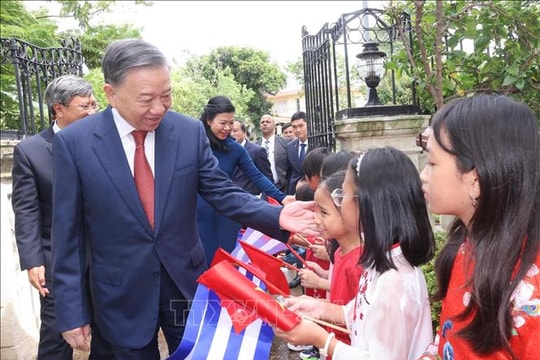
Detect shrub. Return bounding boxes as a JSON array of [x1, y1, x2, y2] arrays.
[[421, 229, 447, 334]]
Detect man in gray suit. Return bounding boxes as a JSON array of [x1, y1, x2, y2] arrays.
[[257, 114, 290, 192]]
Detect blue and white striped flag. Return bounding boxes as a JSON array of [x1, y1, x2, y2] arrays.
[[168, 270, 274, 360], [231, 227, 287, 263]]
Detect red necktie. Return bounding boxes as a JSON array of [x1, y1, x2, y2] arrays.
[[132, 130, 154, 229]]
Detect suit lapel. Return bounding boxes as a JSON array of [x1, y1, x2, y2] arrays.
[[92, 110, 153, 234], [154, 115, 177, 235]]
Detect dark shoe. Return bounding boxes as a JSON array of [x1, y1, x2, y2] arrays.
[[299, 346, 320, 359], [288, 275, 301, 289]]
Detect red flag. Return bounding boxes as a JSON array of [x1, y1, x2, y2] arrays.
[[211, 248, 289, 297], [239, 240, 292, 296], [198, 261, 301, 333], [267, 196, 281, 206]]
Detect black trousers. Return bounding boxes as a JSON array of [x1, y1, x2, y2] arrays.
[[108, 263, 190, 360], [37, 281, 72, 360]]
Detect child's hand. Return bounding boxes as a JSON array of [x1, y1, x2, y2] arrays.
[[283, 295, 325, 319], [309, 244, 329, 261], [272, 318, 328, 349], [298, 268, 322, 289], [305, 261, 323, 275]]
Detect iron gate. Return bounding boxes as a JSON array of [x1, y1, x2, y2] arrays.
[[0, 36, 83, 139], [301, 8, 415, 151]]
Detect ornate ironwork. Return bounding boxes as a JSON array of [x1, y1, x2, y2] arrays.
[[302, 8, 415, 150], [0, 37, 83, 138]]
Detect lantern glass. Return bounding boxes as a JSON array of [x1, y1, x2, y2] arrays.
[[356, 42, 387, 106], [357, 56, 385, 80]]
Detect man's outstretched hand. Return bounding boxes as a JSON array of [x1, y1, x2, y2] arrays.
[[279, 201, 322, 237]]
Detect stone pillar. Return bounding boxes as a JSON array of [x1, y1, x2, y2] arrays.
[[334, 112, 441, 229], [334, 113, 430, 167], [1, 140, 40, 359], [334, 113, 430, 152]]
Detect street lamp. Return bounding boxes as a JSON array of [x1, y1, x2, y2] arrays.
[[356, 42, 387, 106]]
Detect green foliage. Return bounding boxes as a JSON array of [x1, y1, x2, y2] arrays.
[[421, 228, 447, 334], [55, 0, 152, 30], [170, 65, 255, 122], [1, 0, 147, 131], [84, 67, 106, 107], [386, 0, 540, 120], [61, 24, 142, 69], [377, 70, 413, 106], [185, 46, 287, 121], [0, 0, 61, 45]]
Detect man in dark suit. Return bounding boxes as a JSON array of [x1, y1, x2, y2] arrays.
[[11, 75, 101, 360], [231, 120, 274, 195], [51, 39, 319, 360], [256, 114, 290, 192], [281, 122, 295, 141], [286, 111, 310, 194]]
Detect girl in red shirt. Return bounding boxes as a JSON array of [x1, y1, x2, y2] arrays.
[[419, 94, 540, 359], [299, 170, 363, 350]]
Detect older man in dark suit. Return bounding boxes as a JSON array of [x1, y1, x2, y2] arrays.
[[231, 120, 274, 195], [11, 75, 103, 360], [51, 39, 320, 360]]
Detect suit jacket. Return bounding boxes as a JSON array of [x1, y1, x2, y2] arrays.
[[286, 138, 310, 194], [12, 127, 55, 280], [232, 140, 273, 195], [256, 135, 290, 192], [52, 107, 284, 348]]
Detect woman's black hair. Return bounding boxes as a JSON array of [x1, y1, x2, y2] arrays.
[[350, 147, 435, 273], [200, 95, 235, 152], [431, 94, 540, 358]]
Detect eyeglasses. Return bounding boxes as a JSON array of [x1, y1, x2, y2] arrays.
[[331, 188, 358, 207], [65, 103, 100, 111]]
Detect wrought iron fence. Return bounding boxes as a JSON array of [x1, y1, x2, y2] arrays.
[[0, 37, 83, 139], [301, 8, 415, 150]]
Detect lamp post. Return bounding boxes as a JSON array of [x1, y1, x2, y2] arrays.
[[356, 42, 387, 106]]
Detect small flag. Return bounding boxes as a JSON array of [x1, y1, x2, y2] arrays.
[[168, 270, 274, 360], [238, 240, 291, 296], [198, 261, 301, 331], [231, 227, 287, 264], [211, 248, 288, 297]]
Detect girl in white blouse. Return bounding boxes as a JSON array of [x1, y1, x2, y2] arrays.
[[274, 147, 435, 360]]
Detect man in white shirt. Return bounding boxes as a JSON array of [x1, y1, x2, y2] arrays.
[[256, 114, 290, 192]]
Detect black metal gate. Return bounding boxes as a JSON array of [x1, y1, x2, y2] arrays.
[[302, 8, 414, 151], [0, 36, 83, 139]]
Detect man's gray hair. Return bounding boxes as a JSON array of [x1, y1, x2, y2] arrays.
[[101, 38, 170, 86], [45, 74, 94, 118]]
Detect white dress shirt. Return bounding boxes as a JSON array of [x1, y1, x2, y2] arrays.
[[112, 108, 155, 176], [263, 135, 278, 184]]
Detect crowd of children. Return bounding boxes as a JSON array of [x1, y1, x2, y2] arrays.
[[276, 94, 539, 360]]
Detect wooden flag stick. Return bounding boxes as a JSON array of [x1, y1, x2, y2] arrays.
[[295, 233, 313, 247], [302, 315, 351, 335]]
